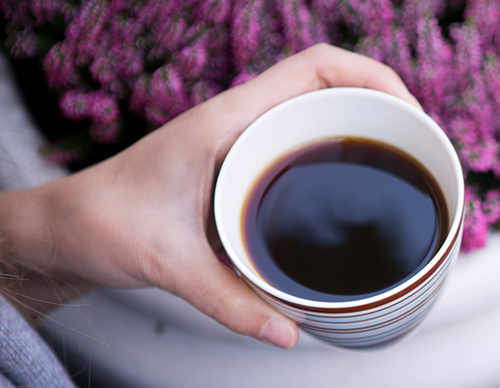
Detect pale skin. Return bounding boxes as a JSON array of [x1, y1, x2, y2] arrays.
[[0, 44, 422, 349]]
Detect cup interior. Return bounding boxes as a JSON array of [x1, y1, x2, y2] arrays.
[[214, 87, 464, 308]]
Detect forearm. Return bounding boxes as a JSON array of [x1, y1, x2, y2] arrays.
[[0, 187, 96, 322]]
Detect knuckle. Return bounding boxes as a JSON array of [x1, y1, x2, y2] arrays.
[[380, 63, 401, 80], [210, 287, 246, 332], [306, 42, 331, 57]]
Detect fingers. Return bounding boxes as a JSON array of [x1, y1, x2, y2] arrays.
[[182, 44, 421, 158], [240, 43, 421, 113], [157, 241, 299, 349], [312, 44, 422, 109]]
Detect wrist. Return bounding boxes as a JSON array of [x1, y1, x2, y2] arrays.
[[0, 187, 56, 271], [0, 186, 97, 321]]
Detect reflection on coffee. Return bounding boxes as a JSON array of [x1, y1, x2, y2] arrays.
[[242, 137, 449, 302]]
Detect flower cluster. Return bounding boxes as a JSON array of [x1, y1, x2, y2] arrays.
[[2, 0, 500, 252]]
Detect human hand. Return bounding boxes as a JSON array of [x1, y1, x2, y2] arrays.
[[0, 44, 421, 348]]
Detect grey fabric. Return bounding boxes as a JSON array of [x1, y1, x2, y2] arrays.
[[0, 294, 76, 388], [0, 371, 14, 388]]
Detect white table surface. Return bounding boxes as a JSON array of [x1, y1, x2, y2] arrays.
[[1, 52, 500, 388]]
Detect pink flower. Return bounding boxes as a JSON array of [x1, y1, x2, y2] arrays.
[[65, 0, 111, 63], [462, 186, 489, 252], [483, 53, 500, 134], [177, 35, 209, 79], [277, 0, 316, 54], [230, 69, 258, 88], [310, 0, 339, 41], [492, 160, 500, 179], [196, 0, 231, 24], [89, 92, 120, 125], [0, 0, 31, 26], [42, 145, 79, 165], [414, 15, 453, 114], [450, 22, 483, 84], [59, 89, 121, 141], [358, 0, 394, 37], [449, 117, 480, 150], [59, 89, 91, 121], [231, 0, 264, 72], [401, 0, 446, 42], [89, 49, 117, 86], [482, 189, 500, 225], [145, 64, 190, 126], [29, 0, 70, 25], [43, 42, 79, 88], [461, 139, 498, 173], [90, 121, 121, 144], [384, 27, 415, 91], [146, 3, 189, 60], [204, 27, 230, 82], [191, 81, 223, 106], [6, 29, 40, 58], [129, 75, 150, 118], [465, 0, 500, 52]]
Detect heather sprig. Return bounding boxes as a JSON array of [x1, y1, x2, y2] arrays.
[[462, 186, 489, 252]]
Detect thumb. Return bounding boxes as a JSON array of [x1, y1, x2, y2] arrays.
[[165, 242, 299, 349]]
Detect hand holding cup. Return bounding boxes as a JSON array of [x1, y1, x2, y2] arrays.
[[1, 44, 429, 349]]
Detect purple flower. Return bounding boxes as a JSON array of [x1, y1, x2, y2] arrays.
[[450, 22, 483, 83], [43, 42, 79, 88], [89, 92, 120, 125], [60, 88, 119, 124], [129, 75, 150, 118], [414, 15, 452, 117], [465, 0, 500, 52], [359, 0, 394, 37], [191, 81, 223, 106], [145, 2, 191, 60], [196, 0, 232, 24], [6, 29, 40, 58], [461, 139, 498, 173], [90, 121, 121, 144], [65, 0, 111, 64], [462, 186, 489, 252], [204, 27, 231, 82], [177, 35, 209, 79], [401, 0, 446, 43], [482, 189, 500, 225], [231, 0, 264, 72], [59, 89, 91, 121], [493, 161, 500, 180], [89, 49, 117, 86], [29, 0, 70, 25], [483, 53, 500, 134], [42, 145, 79, 165], [230, 69, 258, 88], [310, 0, 339, 38], [145, 64, 190, 127], [386, 27, 415, 91], [0, 0, 31, 26], [277, 0, 316, 54]]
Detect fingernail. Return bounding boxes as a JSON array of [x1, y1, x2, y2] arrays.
[[260, 318, 295, 349]]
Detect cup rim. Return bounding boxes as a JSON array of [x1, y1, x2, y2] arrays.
[[214, 87, 465, 310]]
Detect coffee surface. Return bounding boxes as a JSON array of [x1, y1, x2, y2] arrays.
[[242, 138, 448, 302]]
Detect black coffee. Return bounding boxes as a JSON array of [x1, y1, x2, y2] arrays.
[[242, 137, 448, 302]]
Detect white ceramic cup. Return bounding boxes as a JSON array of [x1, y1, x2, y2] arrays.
[[214, 87, 464, 350]]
